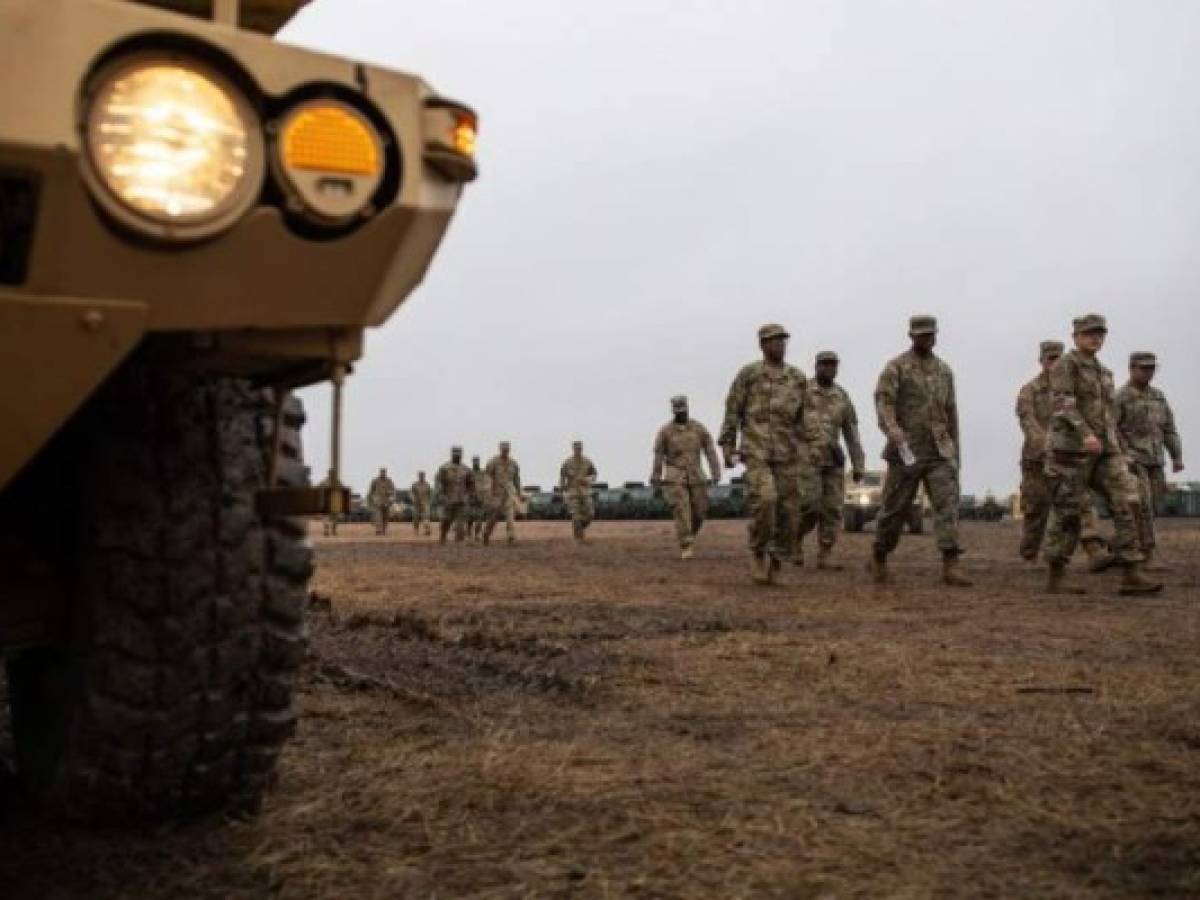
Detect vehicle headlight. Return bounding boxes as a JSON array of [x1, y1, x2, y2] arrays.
[[83, 55, 264, 240], [858, 494, 871, 506]]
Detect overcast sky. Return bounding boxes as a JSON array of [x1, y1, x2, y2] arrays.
[[285, 0, 1198, 497]]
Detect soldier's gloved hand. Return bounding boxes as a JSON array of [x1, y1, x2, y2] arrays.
[[1083, 435, 1102, 456], [887, 427, 907, 447], [851, 469, 864, 483]]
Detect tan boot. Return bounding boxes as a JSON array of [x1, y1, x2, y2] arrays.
[[1119, 562, 1163, 596], [868, 550, 891, 584], [1083, 541, 1116, 573], [941, 552, 973, 587], [817, 545, 842, 571], [750, 552, 769, 584], [1046, 561, 1086, 595], [681, 545, 694, 560]]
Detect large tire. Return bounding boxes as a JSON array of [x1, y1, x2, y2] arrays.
[[4, 358, 311, 821]]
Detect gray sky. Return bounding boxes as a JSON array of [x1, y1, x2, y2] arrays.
[[286, 0, 1198, 497]]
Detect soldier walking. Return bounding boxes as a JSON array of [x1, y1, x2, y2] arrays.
[[1015, 340, 1064, 561], [1116, 351, 1185, 571], [367, 467, 396, 536], [467, 455, 491, 542], [410, 471, 432, 536], [483, 441, 522, 545], [1043, 315, 1161, 594], [796, 351, 865, 570], [318, 468, 339, 536], [652, 395, 722, 560], [434, 447, 473, 544], [560, 440, 598, 542], [719, 324, 821, 584], [871, 316, 971, 586]]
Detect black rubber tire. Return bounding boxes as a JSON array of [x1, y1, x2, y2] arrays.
[[4, 359, 311, 822]]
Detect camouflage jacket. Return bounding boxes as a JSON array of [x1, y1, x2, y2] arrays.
[[1115, 383, 1183, 468], [434, 462, 473, 505], [560, 455, 598, 497], [875, 350, 960, 464], [1048, 350, 1121, 457], [809, 383, 865, 471], [485, 455, 521, 500], [653, 420, 721, 485], [719, 361, 821, 464], [410, 480, 432, 507], [1015, 372, 1052, 462], [367, 475, 395, 507], [469, 467, 492, 504]]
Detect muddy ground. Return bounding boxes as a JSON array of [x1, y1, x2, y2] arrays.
[[2, 519, 1199, 898]]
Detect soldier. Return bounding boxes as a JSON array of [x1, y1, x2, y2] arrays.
[[1015, 340, 1064, 561], [434, 447, 473, 544], [652, 395, 722, 560], [796, 351, 865, 570], [318, 468, 339, 537], [366, 467, 396, 536], [560, 440, 598, 542], [483, 441, 522, 545], [1043, 315, 1160, 594], [871, 316, 971, 586], [1116, 351, 1185, 570], [410, 471, 432, 536], [719, 324, 821, 584], [467, 455, 491, 542]]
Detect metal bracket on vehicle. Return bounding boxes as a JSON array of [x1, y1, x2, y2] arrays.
[[256, 483, 349, 517]]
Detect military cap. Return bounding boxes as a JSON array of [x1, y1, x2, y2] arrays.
[[815, 350, 839, 363], [670, 395, 688, 408], [908, 315, 938, 335], [451, 445, 462, 453], [1130, 351, 1157, 366], [499, 441, 511, 450], [758, 323, 789, 341], [1039, 340, 1065, 357], [572, 439, 583, 447], [1072, 313, 1107, 333], [471, 455, 480, 462]]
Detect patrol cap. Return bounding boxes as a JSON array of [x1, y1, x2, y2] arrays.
[[1072, 313, 1107, 333], [471, 455, 480, 462], [815, 350, 839, 364], [451, 445, 462, 453], [1039, 340, 1065, 357], [1130, 351, 1157, 366], [572, 439, 583, 448], [670, 394, 688, 408], [499, 440, 511, 450], [908, 315, 938, 335], [758, 323, 789, 341]]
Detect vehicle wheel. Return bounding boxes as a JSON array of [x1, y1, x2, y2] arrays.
[[4, 358, 311, 821], [907, 506, 925, 534]]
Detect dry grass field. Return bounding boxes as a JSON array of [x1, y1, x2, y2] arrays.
[[2, 518, 1199, 898]]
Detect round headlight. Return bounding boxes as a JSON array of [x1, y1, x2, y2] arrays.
[[83, 55, 264, 240]]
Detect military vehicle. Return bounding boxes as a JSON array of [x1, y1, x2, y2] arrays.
[[843, 470, 924, 533], [0, 0, 477, 820]]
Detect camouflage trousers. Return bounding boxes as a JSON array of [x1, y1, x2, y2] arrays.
[[565, 493, 594, 535], [744, 458, 805, 558], [371, 505, 390, 535], [798, 466, 845, 549], [1044, 453, 1143, 565], [875, 459, 960, 555], [412, 503, 431, 534], [664, 480, 708, 548], [467, 501, 487, 539], [1018, 461, 1052, 560], [439, 501, 467, 542], [1130, 463, 1165, 551], [485, 496, 516, 541]]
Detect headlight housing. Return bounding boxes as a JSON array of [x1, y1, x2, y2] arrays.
[[81, 53, 264, 242]]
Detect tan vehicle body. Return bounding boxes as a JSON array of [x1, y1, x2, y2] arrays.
[[0, 0, 475, 491]]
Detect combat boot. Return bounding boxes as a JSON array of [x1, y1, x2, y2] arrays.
[[1119, 562, 1163, 596], [1046, 561, 1086, 595], [817, 545, 842, 571], [942, 551, 972, 587], [750, 552, 770, 585], [767, 554, 783, 584], [681, 546, 694, 561], [1082, 540, 1116, 573], [868, 549, 891, 585]]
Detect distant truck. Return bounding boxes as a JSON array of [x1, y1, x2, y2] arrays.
[[843, 470, 924, 533]]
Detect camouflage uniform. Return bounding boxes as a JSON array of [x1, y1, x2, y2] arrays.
[[367, 472, 396, 535], [653, 403, 721, 552], [434, 452, 473, 543], [1116, 353, 1184, 554], [1044, 325, 1143, 567], [720, 326, 820, 568], [484, 445, 521, 544], [318, 472, 338, 536], [560, 443, 598, 540], [1015, 343, 1061, 560], [410, 476, 432, 535], [467, 458, 491, 541], [798, 355, 865, 557], [873, 320, 963, 558]]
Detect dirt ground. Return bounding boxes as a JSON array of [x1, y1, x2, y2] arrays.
[[2, 518, 1199, 898]]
